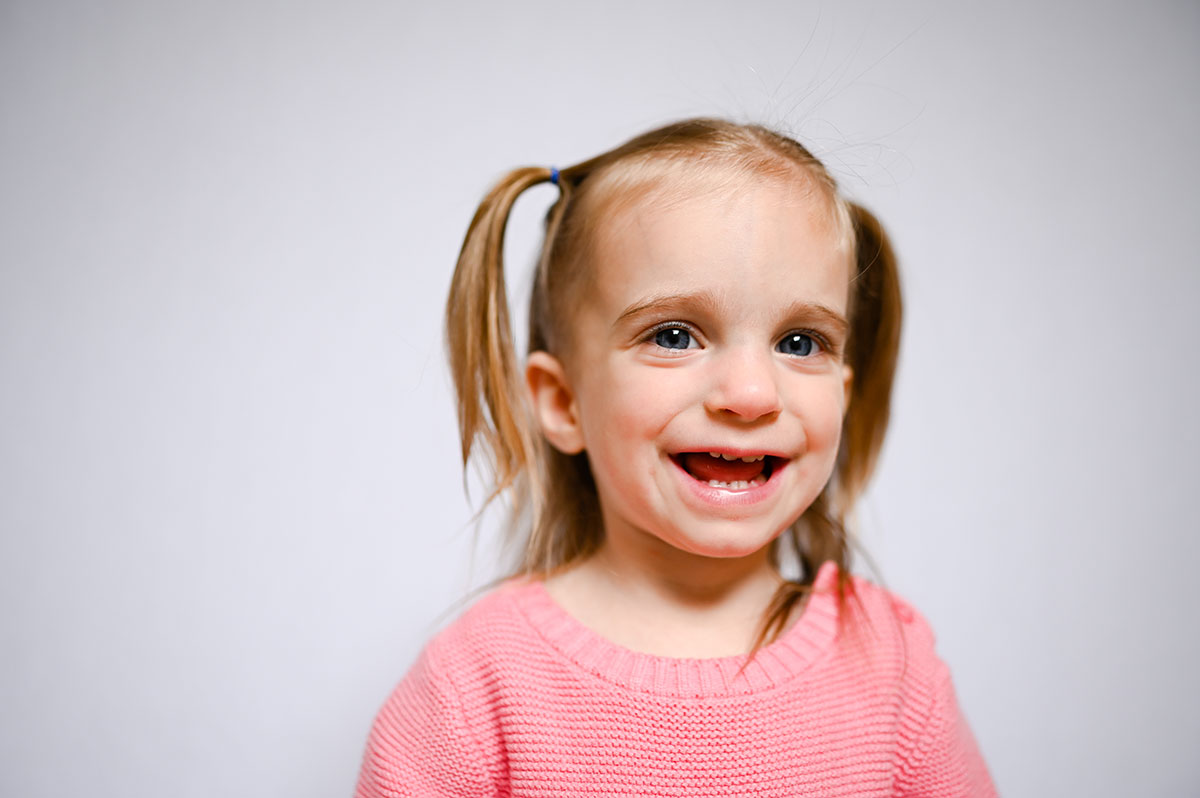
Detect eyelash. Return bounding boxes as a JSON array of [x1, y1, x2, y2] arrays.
[[641, 322, 833, 356], [644, 322, 699, 349]]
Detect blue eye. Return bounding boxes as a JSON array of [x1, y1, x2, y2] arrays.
[[654, 327, 694, 350], [777, 332, 818, 357]]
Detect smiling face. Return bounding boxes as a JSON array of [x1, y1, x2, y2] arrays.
[[528, 168, 853, 571]]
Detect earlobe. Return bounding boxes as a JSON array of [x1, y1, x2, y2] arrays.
[[525, 351, 585, 455]]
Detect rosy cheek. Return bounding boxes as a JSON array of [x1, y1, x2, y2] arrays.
[[607, 369, 684, 415], [794, 382, 847, 449], [577, 371, 663, 447], [606, 396, 670, 442]]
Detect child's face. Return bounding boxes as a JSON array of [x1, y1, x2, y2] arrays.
[[531, 174, 853, 567]]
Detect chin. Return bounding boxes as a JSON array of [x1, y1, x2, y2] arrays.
[[666, 523, 786, 561]]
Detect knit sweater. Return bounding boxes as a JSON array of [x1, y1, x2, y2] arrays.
[[355, 562, 995, 797]]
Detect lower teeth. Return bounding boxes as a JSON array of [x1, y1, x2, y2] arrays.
[[706, 475, 767, 490]]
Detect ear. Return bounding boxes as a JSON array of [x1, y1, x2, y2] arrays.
[[841, 364, 854, 415], [525, 351, 585, 455]]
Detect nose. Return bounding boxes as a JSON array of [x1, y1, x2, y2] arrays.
[[704, 346, 783, 422]]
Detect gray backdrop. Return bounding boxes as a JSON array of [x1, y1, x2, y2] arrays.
[[3, 1, 1197, 795]]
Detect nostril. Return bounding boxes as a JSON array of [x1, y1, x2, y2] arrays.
[[715, 384, 783, 420], [704, 352, 783, 420]]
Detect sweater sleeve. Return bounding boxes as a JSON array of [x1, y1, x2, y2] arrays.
[[894, 665, 996, 797], [882, 593, 996, 798], [354, 641, 499, 798]]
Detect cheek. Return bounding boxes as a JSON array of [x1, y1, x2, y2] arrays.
[[792, 377, 848, 452], [576, 391, 666, 514], [581, 364, 688, 436], [574, 366, 690, 490]]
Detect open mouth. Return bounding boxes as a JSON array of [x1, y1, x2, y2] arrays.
[[669, 451, 786, 490]]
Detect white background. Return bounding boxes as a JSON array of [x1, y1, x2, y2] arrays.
[[3, 1, 1197, 795]]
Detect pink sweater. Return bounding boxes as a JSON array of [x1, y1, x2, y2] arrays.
[[355, 563, 995, 796]]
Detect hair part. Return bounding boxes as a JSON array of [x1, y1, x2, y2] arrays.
[[445, 118, 902, 664]]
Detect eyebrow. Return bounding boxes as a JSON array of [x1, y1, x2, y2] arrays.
[[615, 290, 723, 327], [614, 290, 849, 335]]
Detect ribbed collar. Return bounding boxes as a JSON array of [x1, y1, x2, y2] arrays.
[[509, 561, 841, 699]]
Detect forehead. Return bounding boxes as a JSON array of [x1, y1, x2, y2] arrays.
[[586, 174, 852, 320]]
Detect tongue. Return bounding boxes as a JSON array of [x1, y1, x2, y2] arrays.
[[678, 453, 765, 483]]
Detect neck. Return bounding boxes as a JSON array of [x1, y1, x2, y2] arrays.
[[586, 528, 784, 624], [539, 515, 795, 657]]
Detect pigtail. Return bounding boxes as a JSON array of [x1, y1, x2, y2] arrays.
[[838, 201, 903, 509], [446, 167, 556, 509]]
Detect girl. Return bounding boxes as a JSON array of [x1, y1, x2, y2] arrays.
[[355, 118, 995, 796]]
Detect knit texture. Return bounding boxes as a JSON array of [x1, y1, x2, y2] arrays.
[[355, 562, 995, 797]]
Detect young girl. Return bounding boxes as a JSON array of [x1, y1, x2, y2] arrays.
[[355, 118, 995, 796]]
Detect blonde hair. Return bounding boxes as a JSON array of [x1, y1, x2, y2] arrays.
[[446, 118, 902, 658]]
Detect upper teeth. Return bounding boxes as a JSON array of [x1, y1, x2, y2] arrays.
[[708, 452, 765, 462]]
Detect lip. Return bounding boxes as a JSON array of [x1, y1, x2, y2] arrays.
[[672, 446, 791, 460], [667, 452, 789, 509]]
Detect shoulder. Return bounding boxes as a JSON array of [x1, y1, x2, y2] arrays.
[[842, 571, 936, 638], [421, 577, 540, 667], [404, 575, 568, 709], [368, 576, 542, 726], [836, 571, 947, 684], [838, 574, 997, 794], [354, 579, 536, 798]]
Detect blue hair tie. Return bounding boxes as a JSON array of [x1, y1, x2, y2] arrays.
[[549, 166, 560, 186]]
